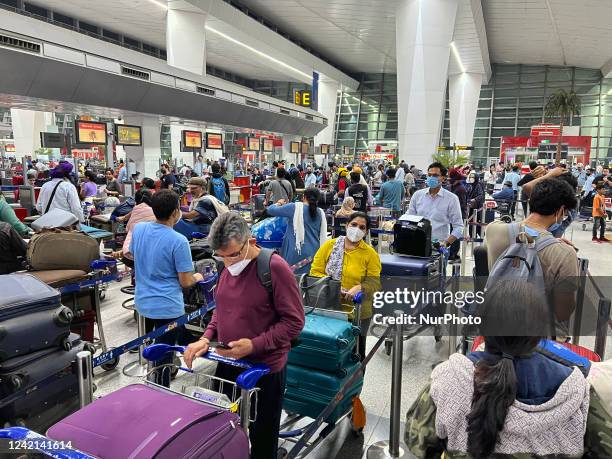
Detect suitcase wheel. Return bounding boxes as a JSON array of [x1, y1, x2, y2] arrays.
[[56, 307, 74, 325], [336, 367, 348, 378], [351, 353, 360, 363], [62, 337, 72, 351], [84, 342, 97, 354], [9, 375, 23, 391], [101, 348, 120, 371]]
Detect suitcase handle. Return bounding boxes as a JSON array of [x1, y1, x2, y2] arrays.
[[191, 231, 206, 239], [0, 427, 95, 458], [90, 259, 117, 270]]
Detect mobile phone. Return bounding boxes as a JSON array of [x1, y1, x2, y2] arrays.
[[209, 341, 231, 349]]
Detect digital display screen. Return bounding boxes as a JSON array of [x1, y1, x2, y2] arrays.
[[40, 132, 66, 149], [75, 120, 106, 145], [290, 141, 300, 154], [248, 137, 261, 151], [320, 144, 329, 155], [263, 139, 274, 152], [301, 142, 309, 154], [206, 133, 223, 150], [182, 130, 203, 149], [115, 125, 142, 146]]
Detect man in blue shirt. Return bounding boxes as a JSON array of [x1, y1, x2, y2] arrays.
[[376, 168, 404, 214], [582, 167, 596, 197], [502, 165, 521, 219], [405, 162, 464, 250], [130, 189, 203, 386]]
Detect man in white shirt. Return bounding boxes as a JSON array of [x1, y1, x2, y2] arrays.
[[193, 155, 204, 176], [36, 163, 84, 222]]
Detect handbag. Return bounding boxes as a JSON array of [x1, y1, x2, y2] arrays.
[[296, 274, 342, 311]]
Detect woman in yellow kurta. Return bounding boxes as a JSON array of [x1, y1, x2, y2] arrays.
[[310, 211, 381, 359]]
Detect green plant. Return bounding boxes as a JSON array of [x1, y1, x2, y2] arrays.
[[431, 151, 470, 169], [544, 89, 580, 164]]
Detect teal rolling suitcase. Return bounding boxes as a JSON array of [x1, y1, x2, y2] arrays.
[[287, 312, 360, 374], [283, 362, 363, 424]]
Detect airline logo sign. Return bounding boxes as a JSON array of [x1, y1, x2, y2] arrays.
[[294, 90, 312, 108], [531, 124, 560, 137]]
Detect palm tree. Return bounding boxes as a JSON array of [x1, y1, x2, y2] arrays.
[[544, 89, 581, 165]]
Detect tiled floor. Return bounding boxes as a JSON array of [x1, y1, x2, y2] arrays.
[[91, 219, 611, 458]]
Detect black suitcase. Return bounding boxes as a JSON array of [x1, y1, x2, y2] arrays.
[[0, 305, 73, 362], [393, 217, 432, 257], [318, 190, 336, 209], [0, 334, 88, 431], [0, 273, 61, 321]]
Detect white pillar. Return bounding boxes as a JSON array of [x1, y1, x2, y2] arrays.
[[123, 115, 161, 178], [449, 73, 482, 147], [170, 124, 206, 167], [396, 0, 459, 169], [166, 1, 207, 75], [314, 77, 339, 147], [10, 109, 54, 160]]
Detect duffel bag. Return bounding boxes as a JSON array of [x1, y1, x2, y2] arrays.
[[27, 229, 100, 272]]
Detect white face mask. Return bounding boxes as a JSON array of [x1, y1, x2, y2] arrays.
[[346, 226, 365, 243], [226, 245, 251, 276], [467, 177, 475, 184]]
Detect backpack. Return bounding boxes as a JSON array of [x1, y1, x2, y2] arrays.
[[485, 223, 560, 299], [211, 177, 227, 204]]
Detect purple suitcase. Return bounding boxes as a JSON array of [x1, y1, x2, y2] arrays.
[[47, 384, 250, 459]]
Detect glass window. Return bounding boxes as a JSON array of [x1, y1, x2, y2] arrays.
[[492, 119, 515, 129], [478, 99, 492, 109], [520, 72, 545, 84], [475, 118, 490, 128], [547, 67, 573, 82]]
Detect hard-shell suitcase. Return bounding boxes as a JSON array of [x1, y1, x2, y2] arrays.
[[30, 208, 78, 232], [393, 216, 432, 257], [0, 305, 73, 361], [0, 273, 61, 321], [0, 334, 87, 432], [287, 312, 360, 373], [318, 190, 336, 210], [380, 253, 440, 278], [283, 362, 363, 424], [27, 230, 99, 272], [47, 384, 250, 459]]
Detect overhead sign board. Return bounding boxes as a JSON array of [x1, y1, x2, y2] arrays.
[[75, 120, 106, 145], [262, 138, 274, 152], [206, 133, 223, 150], [248, 137, 261, 152], [294, 90, 312, 108], [290, 141, 300, 154], [531, 124, 560, 137], [115, 125, 142, 146], [40, 132, 66, 149], [182, 130, 203, 149]]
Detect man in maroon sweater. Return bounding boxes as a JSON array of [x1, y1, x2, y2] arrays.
[[184, 212, 304, 459]]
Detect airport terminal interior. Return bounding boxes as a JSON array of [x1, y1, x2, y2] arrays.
[[0, 0, 611, 458]]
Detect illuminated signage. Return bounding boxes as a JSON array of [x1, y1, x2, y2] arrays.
[[248, 137, 261, 151], [301, 142, 309, 154], [320, 144, 329, 155], [75, 120, 107, 145], [182, 130, 203, 149], [206, 133, 223, 150], [115, 125, 142, 146], [294, 90, 312, 108], [290, 141, 300, 154], [263, 139, 274, 152]]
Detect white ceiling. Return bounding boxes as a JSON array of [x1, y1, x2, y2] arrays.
[[27, 0, 302, 82], [236, 0, 398, 73], [483, 0, 612, 69]]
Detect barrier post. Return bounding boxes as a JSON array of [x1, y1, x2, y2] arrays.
[[366, 311, 410, 459], [460, 218, 468, 276], [572, 258, 589, 346], [76, 351, 93, 408], [122, 312, 150, 377], [594, 298, 611, 360], [239, 388, 251, 434]]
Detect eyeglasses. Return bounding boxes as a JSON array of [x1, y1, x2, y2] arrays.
[[213, 240, 247, 262]]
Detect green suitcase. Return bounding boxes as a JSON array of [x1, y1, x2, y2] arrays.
[[283, 361, 363, 424]]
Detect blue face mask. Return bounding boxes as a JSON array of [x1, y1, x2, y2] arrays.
[[547, 211, 564, 235], [426, 176, 441, 188]]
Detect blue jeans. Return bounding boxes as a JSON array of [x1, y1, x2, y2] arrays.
[[173, 219, 211, 240]]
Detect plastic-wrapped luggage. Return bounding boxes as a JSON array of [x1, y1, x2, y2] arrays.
[[393, 216, 432, 257], [47, 383, 250, 459], [380, 253, 441, 278], [30, 209, 78, 232], [251, 216, 287, 249], [287, 312, 360, 373], [27, 229, 99, 272], [283, 361, 363, 424], [0, 333, 88, 432]]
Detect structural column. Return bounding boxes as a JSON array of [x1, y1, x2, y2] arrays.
[[314, 75, 340, 148], [449, 73, 482, 147], [10, 109, 55, 160], [166, 0, 208, 75], [122, 115, 162, 178], [282, 134, 301, 165], [395, 0, 459, 169]]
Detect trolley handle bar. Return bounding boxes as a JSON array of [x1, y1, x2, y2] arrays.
[[0, 427, 95, 459], [90, 259, 117, 270], [142, 344, 270, 390]]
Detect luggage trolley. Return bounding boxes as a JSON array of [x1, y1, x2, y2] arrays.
[[277, 293, 367, 457], [0, 351, 269, 459]]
